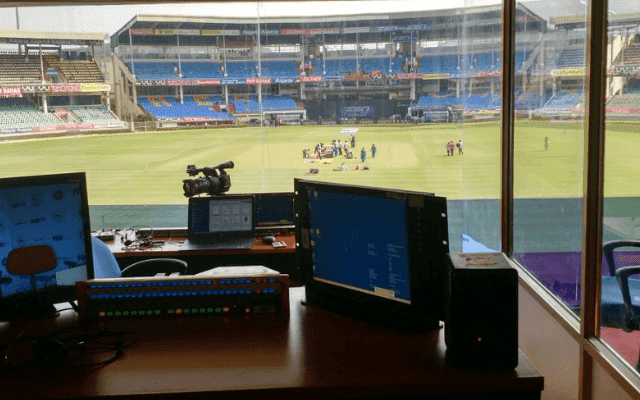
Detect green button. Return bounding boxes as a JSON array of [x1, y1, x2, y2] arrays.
[[215, 308, 221, 313], [107, 312, 113, 316], [207, 308, 213, 313], [131, 311, 137, 315], [192, 308, 198, 313], [155, 310, 161, 315], [123, 311, 129, 316], [199, 308, 205, 313], [168, 310, 174, 314], [147, 310, 153, 315], [184, 309, 190, 313], [115, 311, 121, 316]]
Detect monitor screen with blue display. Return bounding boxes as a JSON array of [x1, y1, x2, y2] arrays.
[[295, 179, 449, 331], [0, 172, 94, 316]]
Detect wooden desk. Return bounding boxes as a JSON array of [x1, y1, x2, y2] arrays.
[[0, 288, 543, 400], [104, 232, 298, 279]]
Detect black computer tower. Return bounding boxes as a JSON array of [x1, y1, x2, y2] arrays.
[[444, 252, 519, 370]]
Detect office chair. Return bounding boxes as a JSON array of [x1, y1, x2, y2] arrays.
[[91, 236, 188, 278], [602, 240, 640, 371]]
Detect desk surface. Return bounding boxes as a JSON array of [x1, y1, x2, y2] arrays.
[[0, 288, 543, 400], [106, 232, 296, 258]]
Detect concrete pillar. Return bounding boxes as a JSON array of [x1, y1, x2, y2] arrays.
[[410, 79, 415, 101], [42, 94, 48, 114]]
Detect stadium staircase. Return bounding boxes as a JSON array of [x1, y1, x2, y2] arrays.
[[43, 55, 105, 83]]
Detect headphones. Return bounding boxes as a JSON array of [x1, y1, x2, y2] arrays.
[[6, 337, 79, 373]]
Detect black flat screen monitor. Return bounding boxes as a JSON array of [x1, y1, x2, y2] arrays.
[[187, 195, 256, 243], [0, 172, 94, 317], [295, 179, 449, 331], [255, 192, 294, 227]]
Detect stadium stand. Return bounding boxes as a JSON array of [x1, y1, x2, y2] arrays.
[[0, 54, 45, 85], [359, 57, 405, 74], [128, 62, 179, 80], [540, 89, 585, 111], [67, 105, 121, 123], [412, 92, 458, 110], [259, 61, 299, 78], [555, 48, 585, 68], [180, 62, 224, 79], [615, 39, 640, 65], [310, 59, 358, 76], [137, 96, 235, 120], [43, 55, 105, 83], [0, 98, 61, 131], [224, 61, 258, 78]]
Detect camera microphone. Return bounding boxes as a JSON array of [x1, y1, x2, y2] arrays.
[[212, 161, 234, 170]]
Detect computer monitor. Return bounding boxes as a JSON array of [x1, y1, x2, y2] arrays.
[[294, 179, 449, 331], [187, 195, 256, 243], [0, 172, 94, 317], [255, 192, 294, 227]]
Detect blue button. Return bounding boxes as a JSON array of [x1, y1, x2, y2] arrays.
[[158, 282, 165, 286], [172, 282, 178, 286], [239, 289, 245, 294], [145, 282, 151, 287], [103, 294, 110, 299], [206, 290, 212, 295], [225, 290, 231, 295], [117, 293, 123, 298], [152, 282, 158, 286], [199, 280, 205, 285], [232, 279, 238, 284], [270, 288, 276, 293], [158, 292, 164, 297], [179, 291, 185, 296], [124, 283, 130, 288], [212, 290, 218, 295], [98, 294, 104, 299], [199, 290, 205, 295], [118, 284, 123, 288], [145, 293, 151, 297], [172, 291, 178, 296], [124, 293, 130, 298], [268, 278, 275, 283], [232, 289, 238, 294], [137, 283, 144, 287], [246, 289, 252, 294], [206, 280, 212, 285], [138, 293, 144, 298], [191, 281, 197, 285], [151, 292, 158, 297], [90, 294, 97, 299]]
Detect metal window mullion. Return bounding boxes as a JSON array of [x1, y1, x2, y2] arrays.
[[579, 0, 609, 399], [501, 0, 516, 257]]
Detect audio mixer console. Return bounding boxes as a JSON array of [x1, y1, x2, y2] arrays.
[[76, 266, 290, 321]]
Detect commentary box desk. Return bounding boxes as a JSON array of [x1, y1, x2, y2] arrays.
[[0, 287, 543, 400]]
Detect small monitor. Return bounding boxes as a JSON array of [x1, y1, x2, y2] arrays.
[[0, 172, 94, 317], [187, 195, 256, 243], [295, 179, 449, 331], [255, 192, 294, 227]]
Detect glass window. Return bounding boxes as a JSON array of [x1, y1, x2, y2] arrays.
[[512, 0, 586, 312], [601, 0, 640, 372], [0, 1, 500, 251]]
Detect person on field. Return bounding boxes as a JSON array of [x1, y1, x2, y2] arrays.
[[457, 140, 463, 155], [544, 136, 550, 151], [361, 147, 366, 163], [449, 141, 455, 156], [371, 144, 377, 158], [338, 140, 343, 155], [351, 133, 356, 148], [446, 142, 451, 156]]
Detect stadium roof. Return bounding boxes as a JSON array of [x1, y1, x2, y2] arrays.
[[111, 4, 545, 42], [0, 29, 107, 45]]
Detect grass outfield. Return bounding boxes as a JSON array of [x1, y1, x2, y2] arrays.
[[0, 120, 638, 204]]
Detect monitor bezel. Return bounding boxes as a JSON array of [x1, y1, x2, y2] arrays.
[[187, 194, 257, 243], [0, 172, 94, 314], [294, 178, 449, 331]]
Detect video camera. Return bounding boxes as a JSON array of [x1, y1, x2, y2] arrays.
[[182, 161, 234, 197]]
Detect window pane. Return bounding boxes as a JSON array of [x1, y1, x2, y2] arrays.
[[0, 1, 500, 253], [513, 0, 586, 312], [602, 0, 640, 372]]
